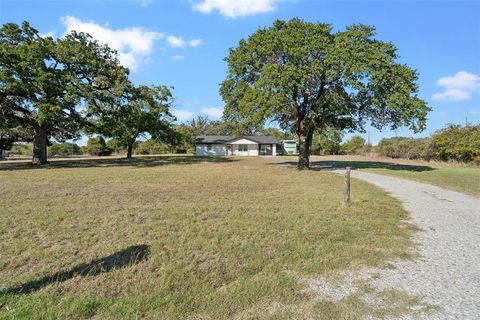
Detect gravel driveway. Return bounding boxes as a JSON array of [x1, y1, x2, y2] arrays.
[[336, 170, 480, 319]]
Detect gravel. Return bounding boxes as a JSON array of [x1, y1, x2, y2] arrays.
[[332, 170, 480, 319]]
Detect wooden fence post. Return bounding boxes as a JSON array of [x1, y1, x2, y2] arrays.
[[344, 167, 351, 203]]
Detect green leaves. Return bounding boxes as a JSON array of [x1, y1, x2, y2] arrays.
[[0, 21, 129, 160], [91, 84, 175, 154], [221, 18, 430, 137], [0, 22, 127, 131]]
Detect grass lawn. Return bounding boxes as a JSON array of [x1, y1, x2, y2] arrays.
[[0, 156, 417, 319], [307, 155, 480, 197]]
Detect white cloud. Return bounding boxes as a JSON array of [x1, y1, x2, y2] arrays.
[[61, 15, 163, 71], [134, 0, 153, 6], [167, 35, 186, 48], [189, 38, 203, 47], [201, 107, 224, 118], [192, 0, 280, 18], [172, 109, 194, 121], [171, 55, 185, 62], [432, 71, 480, 101], [167, 35, 203, 48]]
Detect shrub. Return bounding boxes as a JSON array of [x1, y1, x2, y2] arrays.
[[135, 140, 170, 155], [81, 137, 112, 156], [431, 124, 480, 163], [106, 138, 128, 155], [48, 143, 81, 157], [9, 143, 33, 156], [377, 137, 432, 160], [340, 136, 366, 155], [375, 124, 480, 164]]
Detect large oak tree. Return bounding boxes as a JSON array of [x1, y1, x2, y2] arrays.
[[0, 21, 128, 164], [221, 19, 430, 169]]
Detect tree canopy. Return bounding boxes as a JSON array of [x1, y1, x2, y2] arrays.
[[221, 18, 430, 169], [0, 21, 128, 163], [92, 84, 175, 158]]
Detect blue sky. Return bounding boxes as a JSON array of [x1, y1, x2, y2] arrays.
[[1, 0, 479, 144]]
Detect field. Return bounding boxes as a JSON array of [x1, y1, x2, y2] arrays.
[[0, 156, 418, 319], [306, 155, 480, 197]]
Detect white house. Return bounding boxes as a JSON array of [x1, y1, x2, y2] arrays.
[[195, 136, 278, 157]]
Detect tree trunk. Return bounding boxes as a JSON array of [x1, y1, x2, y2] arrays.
[[126, 142, 134, 159], [297, 129, 313, 170], [32, 127, 48, 165]]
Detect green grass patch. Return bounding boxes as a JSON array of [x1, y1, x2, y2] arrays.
[[308, 155, 480, 197], [1, 156, 415, 319]]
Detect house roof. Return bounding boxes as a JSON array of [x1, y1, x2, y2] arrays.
[[195, 136, 233, 144], [231, 136, 279, 144], [195, 135, 278, 144]]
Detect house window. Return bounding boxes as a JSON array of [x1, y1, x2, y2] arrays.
[[207, 144, 212, 151], [238, 145, 248, 152]]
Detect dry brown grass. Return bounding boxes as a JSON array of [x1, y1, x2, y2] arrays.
[[1, 155, 417, 319]]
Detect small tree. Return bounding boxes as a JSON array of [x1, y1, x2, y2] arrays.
[[341, 136, 366, 155], [221, 19, 430, 169], [187, 115, 211, 136], [82, 137, 112, 156], [172, 125, 195, 153], [93, 85, 174, 159]]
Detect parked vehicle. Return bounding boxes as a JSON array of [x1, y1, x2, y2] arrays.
[[279, 140, 298, 155]]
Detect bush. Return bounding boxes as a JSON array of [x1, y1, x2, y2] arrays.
[[340, 136, 366, 155], [81, 137, 112, 156], [135, 140, 170, 155], [9, 143, 33, 156], [377, 137, 432, 160], [106, 138, 128, 155], [375, 124, 480, 164], [431, 124, 480, 163], [48, 143, 81, 157]]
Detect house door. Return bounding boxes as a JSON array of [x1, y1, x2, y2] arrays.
[[259, 144, 272, 156], [237, 144, 248, 156]]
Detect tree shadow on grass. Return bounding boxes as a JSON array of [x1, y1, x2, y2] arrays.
[[273, 159, 436, 172], [0, 155, 237, 171], [1, 244, 150, 295]]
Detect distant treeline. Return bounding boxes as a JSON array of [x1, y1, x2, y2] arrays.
[[376, 124, 480, 164], [6, 123, 479, 165], [7, 138, 181, 158], [5, 115, 296, 158]]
